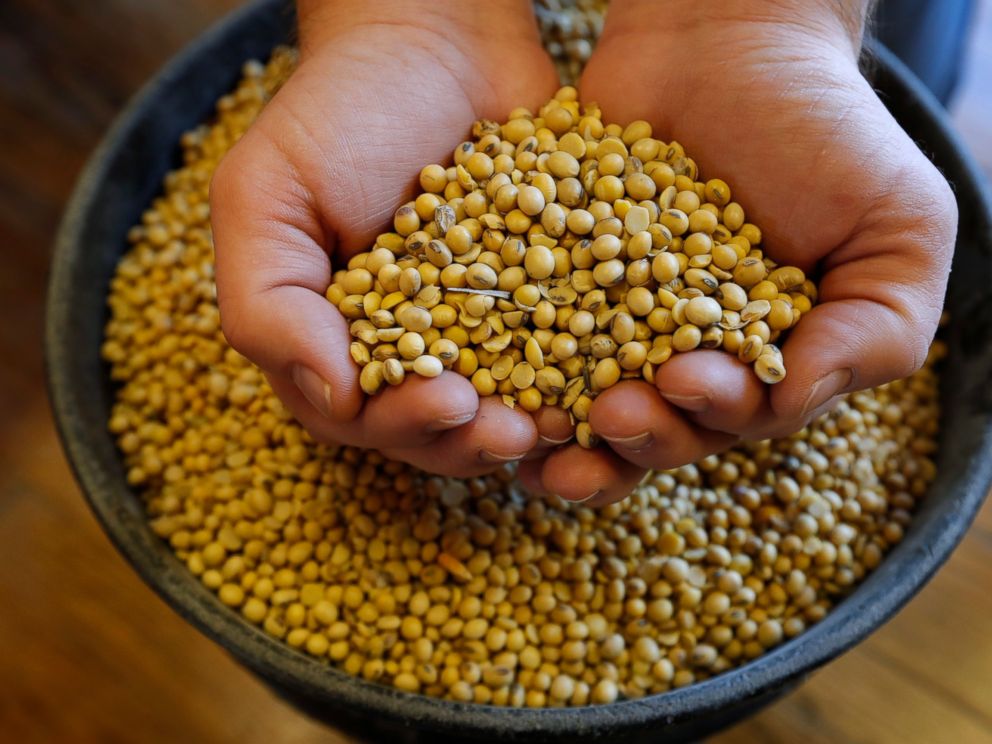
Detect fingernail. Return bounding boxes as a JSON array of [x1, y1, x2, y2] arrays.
[[572, 490, 602, 504], [426, 411, 477, 432], [660, 392, 709, 413], [292, 365, 332, 418], [479, 450, 527, 464], [603, 431, 654, 451], [538, 434, 575, 447], [805, 394, 844, 424], [801, 368, 853, 419]]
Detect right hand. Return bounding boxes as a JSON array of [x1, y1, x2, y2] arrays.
[[210, 0, 560, 476]]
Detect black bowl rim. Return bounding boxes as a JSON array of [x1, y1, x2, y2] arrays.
[[45, 1, 992, 737]]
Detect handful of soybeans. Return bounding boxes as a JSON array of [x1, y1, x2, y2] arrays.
[[329, 88, 815, 436]]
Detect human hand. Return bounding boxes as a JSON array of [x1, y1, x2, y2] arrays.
[[211, 1, 560, 475], [518, 0, 956, 503]]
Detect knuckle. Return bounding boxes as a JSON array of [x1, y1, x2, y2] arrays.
[[217, 293, 250, 356], [891, 300, 938, 378], [911, 167, 958, 262], [873, 304, 931, 382], [216, 283, 273, 365], [900, 330, 931, 378], [209, 147, 244, 212], [925, 180, 959, 261], [933, 173, 959, 231]]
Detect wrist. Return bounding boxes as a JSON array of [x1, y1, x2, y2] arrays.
[[298, 0, 543, 55], [604, 0, 869, 60]]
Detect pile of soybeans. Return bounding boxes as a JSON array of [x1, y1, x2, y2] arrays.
[[101, 35, 942, 708], [333, 89, 811, 434]]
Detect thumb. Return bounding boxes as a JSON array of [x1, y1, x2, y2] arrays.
[[210, 134, 363, 422], [772, 179, 955, 423]]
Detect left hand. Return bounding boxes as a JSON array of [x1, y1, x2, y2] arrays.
[[211, 0, 560, 477]]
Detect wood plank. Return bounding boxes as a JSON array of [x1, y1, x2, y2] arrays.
[[718, 641, 992, 744]]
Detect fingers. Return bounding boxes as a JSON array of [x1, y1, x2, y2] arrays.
[[381, 397, 538, 477], [535, 444, 646, 504], [516, 406, 575, 496], [772, 202, 954, 423], [516, 459, 549, 495], [525, 405, 575, 460], [654, 351, 772, 436], [770, 299, 918, 423], [273, 374, 538, 478], [527, 378, 840, 507], [588, 380, 738, 470], [360, 374, 479, 445], [211, 136, 369, 425], [520, 407, 650, 505], [268, 372, 479, 448]]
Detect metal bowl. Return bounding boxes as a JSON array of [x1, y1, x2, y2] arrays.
[[46, 1, 992, 741]]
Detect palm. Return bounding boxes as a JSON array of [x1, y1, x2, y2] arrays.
[[247, 28, 559, 256], [584, 24, 952, 404], [587, 28, 938, 270]]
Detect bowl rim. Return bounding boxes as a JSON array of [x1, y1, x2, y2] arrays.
[[45, 0, 992, 737]]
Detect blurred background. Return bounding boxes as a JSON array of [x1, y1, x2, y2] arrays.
[[1, 1, 990, 742]]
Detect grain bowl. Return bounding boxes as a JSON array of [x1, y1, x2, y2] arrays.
[[47, 1, 992, 742]]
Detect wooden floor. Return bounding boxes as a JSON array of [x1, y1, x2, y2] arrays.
[[1, 2, 990, 742]]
